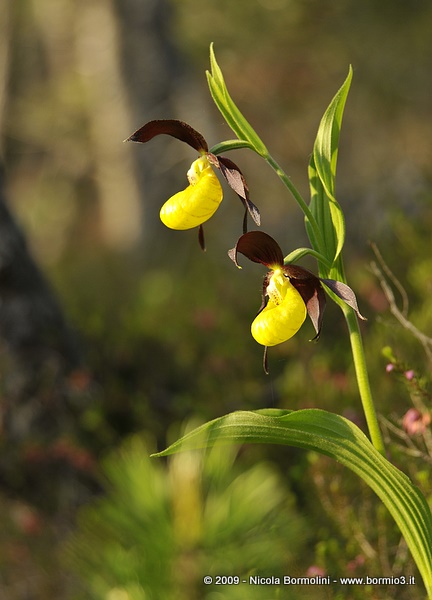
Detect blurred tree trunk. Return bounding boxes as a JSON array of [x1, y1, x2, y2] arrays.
[[0, 0, 190, 379], [28, 0, 143, 250], [0, 166, 86, 508], [71, 0, 144, 249], [0, 1, 11, 157], [114, 0, 206, 248], [0, 169, 81, 382], [0, 0, 196, 507]]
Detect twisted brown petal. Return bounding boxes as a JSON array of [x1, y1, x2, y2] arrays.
[[284, 265, 326, 338], [208, 154, 260, 227], [321, 279, 367, 321]]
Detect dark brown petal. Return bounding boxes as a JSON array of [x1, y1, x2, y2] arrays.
[[242, 208, 248, 235], [125, 119, 208, 153], [258, 274, 271, 313], [208, 154, 260, 227], [212, 155, 248, 199], [286, 268, 326, 338], [244, 198, 261, 228], [283, 264, 319, 281], [320, 279, 367, 320], [198, 224, 206, 251], [228, 231, 284, 269]]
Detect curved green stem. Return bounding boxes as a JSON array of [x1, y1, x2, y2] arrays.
[[343, 304, 385, 454], [265, 154, 325, 253], [283, 247, 332, 270], [209, 140, 255, 155], [256, 147, 383, 454]]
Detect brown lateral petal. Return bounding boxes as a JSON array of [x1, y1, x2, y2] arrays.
[[285, 266, 326, 338], [228, 231, 284, 269], [125, 119, 208, 153], [209, 154, 260, 227], [321, 279, 367, 320], [244, 198, 261, 227], [213, 155, 248, 199]]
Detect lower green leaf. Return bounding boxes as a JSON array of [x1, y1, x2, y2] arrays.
[[153, 408, 432, 597]]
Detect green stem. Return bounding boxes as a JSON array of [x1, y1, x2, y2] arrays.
[[266, 152, 384, 454], [343, 304, 385, 455], [283, 247, 332, 271], [265, 154, 325, 253]]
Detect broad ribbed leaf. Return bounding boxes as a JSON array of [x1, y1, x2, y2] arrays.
[[154, 408, 432, 597]]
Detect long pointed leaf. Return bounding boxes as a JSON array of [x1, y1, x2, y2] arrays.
[[308, 67, 352, 267], [154, 408, 432, 597], [207, 44, 268, 157], [314, 66, 352, 195]]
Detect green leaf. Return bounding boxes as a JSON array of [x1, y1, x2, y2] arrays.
[[314, 66, 352, 196], [307, 67, 352, 269], [307, 156, 344, 274], [207, 44, 268, 157], [154, 408, 432, 598]]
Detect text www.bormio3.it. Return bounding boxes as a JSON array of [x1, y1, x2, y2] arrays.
[[203, 575, 416, 586]]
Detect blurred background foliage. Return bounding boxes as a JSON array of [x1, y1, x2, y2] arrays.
[[1, 0, 432, 598], [67, 438, 310, 600]]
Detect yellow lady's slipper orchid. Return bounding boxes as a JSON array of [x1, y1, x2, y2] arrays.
[[229, 231, 365, 372], [251, 268, 307, 346], [126, 119, 260, 248], [160, 156, 223, 230]]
